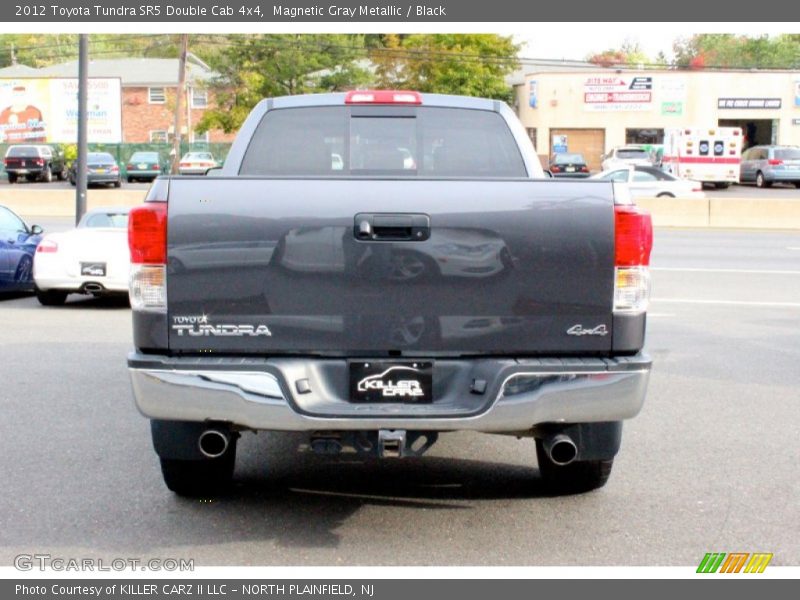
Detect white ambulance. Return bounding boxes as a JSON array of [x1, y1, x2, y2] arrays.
[[661, 127, 743, 188]]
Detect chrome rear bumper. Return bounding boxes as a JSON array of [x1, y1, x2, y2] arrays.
[[128, 353, 651, 432]]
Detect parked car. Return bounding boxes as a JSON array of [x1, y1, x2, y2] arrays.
[[740, 145, 800, 188], [33, 207, 130, 305], [178, 152, 218, 175], [68, 152, 122, 188], [548, 153, 590, 177], [126, 151, 164, 183], [591, 165, 705, 199], [601, 146, 653, 171], [4, 144, 66, 183], [0, 205, 43, 293]]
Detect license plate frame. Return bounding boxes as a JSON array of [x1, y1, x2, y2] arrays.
[[348, 360, 433, 403]]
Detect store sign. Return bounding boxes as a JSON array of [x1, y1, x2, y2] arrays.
[[529, 80, 538, 108], [0, 77, 122, 143], [584, 76, 653, 112], [717, 98, 782, 109], [661, 101, 683, 116]]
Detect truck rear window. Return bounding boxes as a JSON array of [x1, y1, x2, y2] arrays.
[[240, 106, 527, 177]]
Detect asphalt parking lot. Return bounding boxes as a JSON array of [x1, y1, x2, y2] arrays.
[[0, 228, 798, 567]]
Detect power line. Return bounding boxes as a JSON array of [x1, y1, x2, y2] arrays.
[[2, 34, 799, 72]]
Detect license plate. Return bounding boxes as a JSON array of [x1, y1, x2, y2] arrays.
[[17, 169, 28, 174], [21, 161, 26, 167], [349, 360, 433, 403], [81, 262, 106, 277], [138, 163, 148, 169], [566, 166, 576, 172], [92, 168, 107, 173]]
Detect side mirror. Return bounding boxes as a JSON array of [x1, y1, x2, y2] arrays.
[[205, 167, 223, 177], [542, 170, 554, 179], [30, 224, 43, 235]]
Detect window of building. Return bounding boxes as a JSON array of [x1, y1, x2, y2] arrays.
[[625, 128, 663, 144], [148, 87, 166, 104], [191, 88, 208, 109], [150, 130, 168, 143], [526, 128, 538, 149], [192, 130, 209, 143]]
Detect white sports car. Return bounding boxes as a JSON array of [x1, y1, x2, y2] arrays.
[[33, 207, 131, 305]]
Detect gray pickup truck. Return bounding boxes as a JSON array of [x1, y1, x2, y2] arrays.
[[127, 91, 653, 496]]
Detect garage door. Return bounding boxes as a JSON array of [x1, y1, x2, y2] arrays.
[[550, 129, 606, 173]]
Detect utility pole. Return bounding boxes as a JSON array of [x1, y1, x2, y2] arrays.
[[75, 34, 88, 225], [171, 34, 189, 174]]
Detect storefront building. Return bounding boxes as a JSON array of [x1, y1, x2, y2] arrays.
[[514, 69, 800, 172]]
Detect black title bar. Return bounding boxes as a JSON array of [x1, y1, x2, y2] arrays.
[[3, 0, 800, 22]]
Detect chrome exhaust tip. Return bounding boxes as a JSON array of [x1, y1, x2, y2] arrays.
[[544, 434, 578, 466], [198, 429, 229, 459]]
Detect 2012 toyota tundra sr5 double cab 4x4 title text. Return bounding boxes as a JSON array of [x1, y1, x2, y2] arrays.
[[127, 90, 653, 496]]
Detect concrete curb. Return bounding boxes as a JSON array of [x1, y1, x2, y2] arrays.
[[2, 189, 800, 229], [636, 197, 800, 229], [0, 189, 146, 217]]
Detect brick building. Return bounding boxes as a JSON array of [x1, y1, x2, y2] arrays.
[[0, 55, 235, 144]]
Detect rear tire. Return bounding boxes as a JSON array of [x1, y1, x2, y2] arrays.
[[714, 182, 730, 189], [36, 289, 68, 306], [56, 168, 65, 181], [794, 182, 800, 189], [656, 192, 675, 198], [159, 448, 236, 497], [536, 439, 614, 494], [14, 255, 33, 284], [8, 173, 17, 184], [41, 165, 52, 183], [756, 172, 772, 188], [113, 180, 121, 188], [127, 176, 133, 183]]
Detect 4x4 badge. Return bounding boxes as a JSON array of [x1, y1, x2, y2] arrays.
[[566, 324, 608, 336]]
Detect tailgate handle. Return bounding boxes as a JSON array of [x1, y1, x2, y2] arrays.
[[354, 213, 430, 242]]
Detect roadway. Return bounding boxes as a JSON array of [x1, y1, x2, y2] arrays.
[[0, 228, 798, 567]]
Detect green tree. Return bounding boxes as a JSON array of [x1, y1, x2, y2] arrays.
[[673, 34, 800, 69], [587, 40, 650, 68], [196, 34, 371, 134], [371, 34, 519, 102]]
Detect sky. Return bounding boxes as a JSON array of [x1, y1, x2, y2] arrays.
[[513, 23, 796, 62]]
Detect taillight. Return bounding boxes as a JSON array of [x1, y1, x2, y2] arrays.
[[126, 164, 134, 170], [551, 165, 561, 172], [768, 159, 783, 166], [580, 165, 589, 172], [129, 203, 167, 264], [35, 158, 44, 166], [111, 165, 119, 172], [128, 202, 167, 313], [37, 239, 58, 253], [345, 90, 422, 104], [614, 205, 653, 314]]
